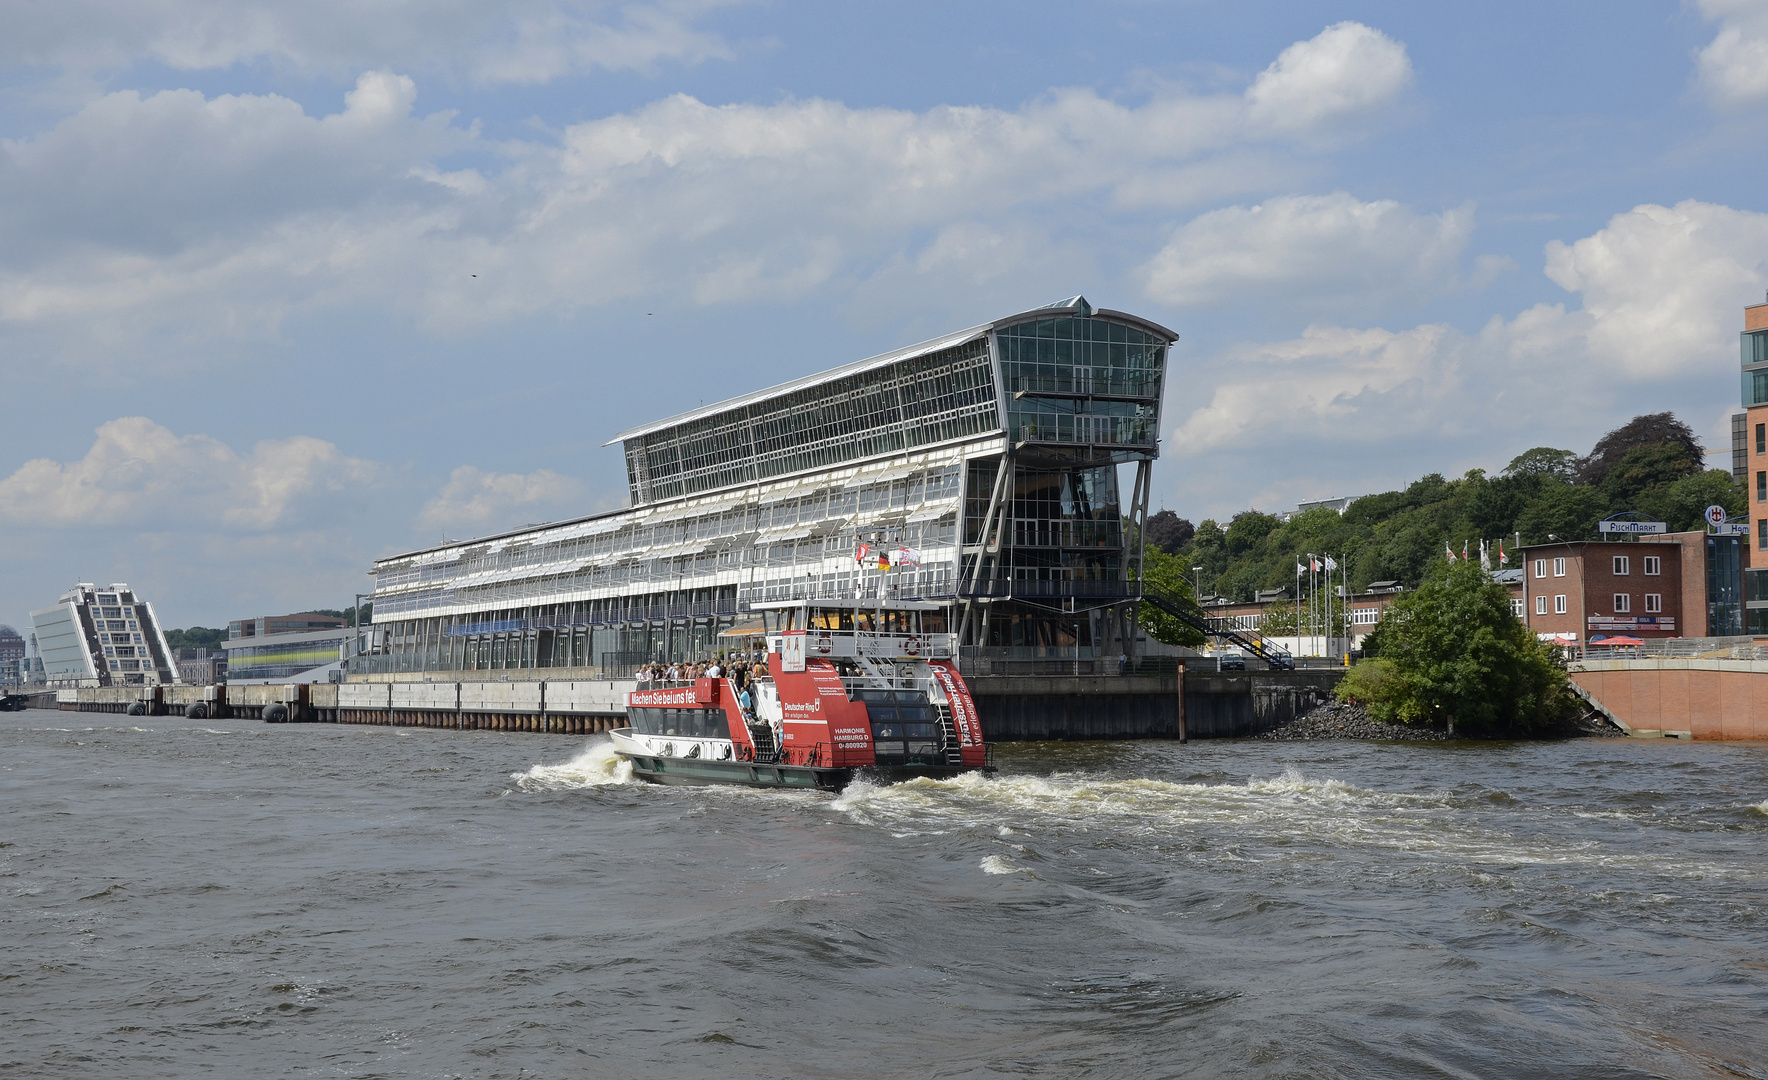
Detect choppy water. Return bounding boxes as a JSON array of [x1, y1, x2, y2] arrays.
[[4, 709, 1767, 1079]]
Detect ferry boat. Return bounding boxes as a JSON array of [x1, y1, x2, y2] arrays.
[[609, 599, 993, 791]]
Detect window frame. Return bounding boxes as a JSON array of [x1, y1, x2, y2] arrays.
[[1553, 557, 1566, 577], [1644, 593, 1662, 613], [1642, 555, 1661, 576], [1613, 556, 1629, 575], [1554, 594, 1568, 614], [1533, 559, 1546, 579], [1613, 593, 1631, 613], [1535, 595, 1548, 615]]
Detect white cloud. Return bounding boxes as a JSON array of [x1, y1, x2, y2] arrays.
[[1164, 199, 1768, 513], [0, 1, 740, 84], [1140, 192, 1473, 313], [1171, 324, 1461, 453], [1694, 0, 1768, 106], [0, 23, 1417, 364], [1245, 22, 1413, 133], [418, 466, 584, 530], [0, 417, 380, 529], [1543, 199, 1768, 378]]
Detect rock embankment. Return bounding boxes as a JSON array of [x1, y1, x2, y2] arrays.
[[1257, 700, 1629, 740], [1257, 702, 1451, 741]]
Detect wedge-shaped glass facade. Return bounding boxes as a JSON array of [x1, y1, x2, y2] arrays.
[[363, 297, 1175, 676]]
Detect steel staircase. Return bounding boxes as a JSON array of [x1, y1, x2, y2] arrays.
[[931, 701, 964, 765], [1138, 583, 1296, 670]]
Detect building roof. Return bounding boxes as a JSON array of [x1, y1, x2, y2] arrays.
[[604, 296, 1178, 446]]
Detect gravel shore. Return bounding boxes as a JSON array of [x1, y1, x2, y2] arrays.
[[1257, 701, 1628, 740]]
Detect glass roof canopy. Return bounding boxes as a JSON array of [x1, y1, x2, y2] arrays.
[[614, 296, 1176, 506]]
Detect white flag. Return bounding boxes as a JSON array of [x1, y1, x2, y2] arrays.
[[1324, 556, 1338, 571]]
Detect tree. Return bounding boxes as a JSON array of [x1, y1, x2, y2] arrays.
[[1597, 441, 1704, 507], [1339, 558, 1570, 734], [1514, 484, 1608, 543], [1135, 547, 1207, 648], [1503, 447, 1578, 482], [1144, 510, 1195, 553], [165, 627, 226, 649], [1636, 469, 1746, 531], [1224, 510, 1280, 555], [1578, 412, 1702, 486]]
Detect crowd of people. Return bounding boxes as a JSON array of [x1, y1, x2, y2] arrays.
[[634, 654, 773, 736], [633, 655, 768, 688]]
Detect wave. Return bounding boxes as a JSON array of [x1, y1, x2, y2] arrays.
[[830, 768, 1763, 880], [510, 739, 633, 791]]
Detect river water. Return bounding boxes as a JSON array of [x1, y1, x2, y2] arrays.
[[3, 709, 1766, 1078]]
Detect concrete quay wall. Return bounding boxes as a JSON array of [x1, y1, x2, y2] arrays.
[[1572, 660, 1768, 740], [969, 670, 1343, 740], [48, 670, 1342, 740]]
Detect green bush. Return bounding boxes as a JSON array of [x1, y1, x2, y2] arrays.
[[1346, 558, 1571, 734], [1335, 657, 1397, 707]]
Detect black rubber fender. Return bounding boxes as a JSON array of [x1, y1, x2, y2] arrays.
[[262, 703, 289, 723], [126, 701, 146, 716], [184, 703, 207, 720]]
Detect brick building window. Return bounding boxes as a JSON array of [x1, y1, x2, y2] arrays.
[[1536, 595, 1547, 615], [1643, 556, 1661, 575], [1553, 557, 1566, 576], [1759, 470, 1766, 503], [1613, 556, 1629, 575], [1534, 559, 1546, 578], [1760, 520, 1767, 550], [1510, 599, 1524, 618], [1613, 594, 1630, 613], [1758, 422, 1764, 454], [1645, 593, 1662, 613], [1554, 595, 1567, 614]]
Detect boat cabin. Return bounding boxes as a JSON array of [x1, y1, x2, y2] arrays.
[[753, 599, 954, 663]]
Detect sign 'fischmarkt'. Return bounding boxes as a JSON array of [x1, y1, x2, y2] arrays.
[[1597, 519, 1667, 535]]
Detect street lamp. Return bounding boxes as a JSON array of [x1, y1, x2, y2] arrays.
[[1192, 566, 1203, 597]]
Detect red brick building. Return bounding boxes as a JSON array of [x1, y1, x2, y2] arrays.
[[1741, 297, 1768, 630], [1520, 539, 1687, 644]]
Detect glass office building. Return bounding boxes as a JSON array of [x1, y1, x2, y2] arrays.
[[362, 296, 1174, 675]]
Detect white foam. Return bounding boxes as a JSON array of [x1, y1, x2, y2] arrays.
[[830, 767, 1764, 880], [511, 739, 633, 791], [980, 854, 1030, 875], [1752, 801, 1768, 816]]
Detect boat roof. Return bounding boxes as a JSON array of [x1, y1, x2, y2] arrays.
[[750, 599, 943, 612]]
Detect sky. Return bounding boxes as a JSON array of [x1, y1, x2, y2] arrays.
[[3, 0, 1768, 632]]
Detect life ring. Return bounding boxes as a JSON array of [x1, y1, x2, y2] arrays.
[[817, 635, 833, 654], [903, 636, 920, 656]]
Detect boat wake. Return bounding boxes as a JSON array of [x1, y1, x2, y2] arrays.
[[511, 739, 634, 791], [831, 768, 1765, 879]]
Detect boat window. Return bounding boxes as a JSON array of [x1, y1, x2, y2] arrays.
[[920, 611, 946, 634], [810, 610, 853, 631]]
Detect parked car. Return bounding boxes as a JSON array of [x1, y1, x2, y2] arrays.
[[1216, 653, 1246, 672]]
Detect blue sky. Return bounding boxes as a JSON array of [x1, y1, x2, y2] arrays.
[[3, 0, 1768, 631]]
